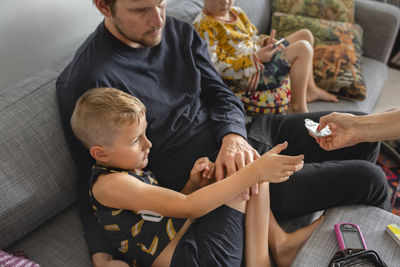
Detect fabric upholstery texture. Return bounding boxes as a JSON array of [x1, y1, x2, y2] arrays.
[[272, 12, 366, 100], [273, 0, 355, 23], [292, 205, 400, 266], [6, 205, 91, 267], [308, 56, 387, 113], [0, 57, 78, 249], [354, 0, 400, 63]]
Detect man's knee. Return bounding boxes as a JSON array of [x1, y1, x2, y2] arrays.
[[356, 161, 389, 208]]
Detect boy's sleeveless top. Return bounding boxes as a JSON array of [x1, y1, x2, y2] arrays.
[[89, 164, 186, 266]]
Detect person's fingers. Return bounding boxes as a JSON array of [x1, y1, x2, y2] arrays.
[[214, 160, 225, 181], [225, 157, 238, 177], [268, 141, 288, 154], [241, 189, 250, 200], [270, 29, 276, 44], [265, 43, 274, 50], [253, 149, 260, 160], [235, 152, 246, 171], [244, 150, 253, 165], [275, 176, 290, 183], [204, 162, 215, 178], [251, 183, 259, 195]]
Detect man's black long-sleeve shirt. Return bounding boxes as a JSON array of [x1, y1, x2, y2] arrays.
[[57, 16, 246, 197]]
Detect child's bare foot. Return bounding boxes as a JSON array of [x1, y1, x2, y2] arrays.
[[307, 86, 338, 103], [271, 215, 324, 267]]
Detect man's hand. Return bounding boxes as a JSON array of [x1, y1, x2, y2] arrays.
[[316, 112, 360, 151], [215, 134, 260, 200]]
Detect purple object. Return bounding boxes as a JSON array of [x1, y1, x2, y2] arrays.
[[0, 250, 40, 267], [334, 223, 367, 250]]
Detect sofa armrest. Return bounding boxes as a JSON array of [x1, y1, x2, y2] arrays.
[[355, 0, 400, 64]]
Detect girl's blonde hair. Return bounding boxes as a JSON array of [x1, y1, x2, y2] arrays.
[[71, 87, 146, 148]]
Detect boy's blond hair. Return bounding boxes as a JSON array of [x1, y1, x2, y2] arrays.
[[71, 87, 146, 148]]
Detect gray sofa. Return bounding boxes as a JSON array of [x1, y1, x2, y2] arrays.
[[1, 0, 399, 266]]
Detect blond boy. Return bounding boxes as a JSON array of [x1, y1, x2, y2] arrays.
[[70, 87, 320, 267]]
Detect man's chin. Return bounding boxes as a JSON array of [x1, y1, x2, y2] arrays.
[[143, 35, 162, 47]]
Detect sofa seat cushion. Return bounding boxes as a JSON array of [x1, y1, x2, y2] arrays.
[[5, 205, 91, 266], [0, 56, 78, 249], [308, 56, 387, 114]]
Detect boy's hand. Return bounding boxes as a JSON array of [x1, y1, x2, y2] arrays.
[[257, 142, 304, 183], [190, 157, 215, 188]]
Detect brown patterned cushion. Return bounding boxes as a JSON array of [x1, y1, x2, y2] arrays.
[[272, 12, 366, 100], [273, 0, 355, 23]]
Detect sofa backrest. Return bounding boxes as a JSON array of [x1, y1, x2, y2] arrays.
[[167, 0, 272, 34], [0, 56, 78, 249]]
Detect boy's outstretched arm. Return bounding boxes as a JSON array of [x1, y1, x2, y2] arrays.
[[92, 143, 303, 219]]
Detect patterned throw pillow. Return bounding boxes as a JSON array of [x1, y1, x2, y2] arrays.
[[272, 13, 366, 100], [273, 0, 354, 23]]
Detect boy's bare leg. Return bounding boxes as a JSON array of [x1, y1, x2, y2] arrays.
[[245, 182, 271, 267], [92, 253, 130, 267], [269, 212, 324, 267], [285, 29, 338, 103]]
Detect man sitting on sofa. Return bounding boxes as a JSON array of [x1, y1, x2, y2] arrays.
[[56, 0, 390, 266]]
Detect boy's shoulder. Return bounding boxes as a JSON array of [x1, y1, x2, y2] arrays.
[[91, 165, 158, 185]]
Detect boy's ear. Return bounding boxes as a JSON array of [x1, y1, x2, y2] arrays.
[[90, 145, 109, 162], [93, 0, 113, 17]]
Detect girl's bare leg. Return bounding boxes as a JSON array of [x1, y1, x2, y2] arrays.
[[245, 182, 271, 267], [285, 30, 338, 103]]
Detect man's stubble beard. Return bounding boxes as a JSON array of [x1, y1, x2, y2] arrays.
[[113, 18, 164, 47]]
